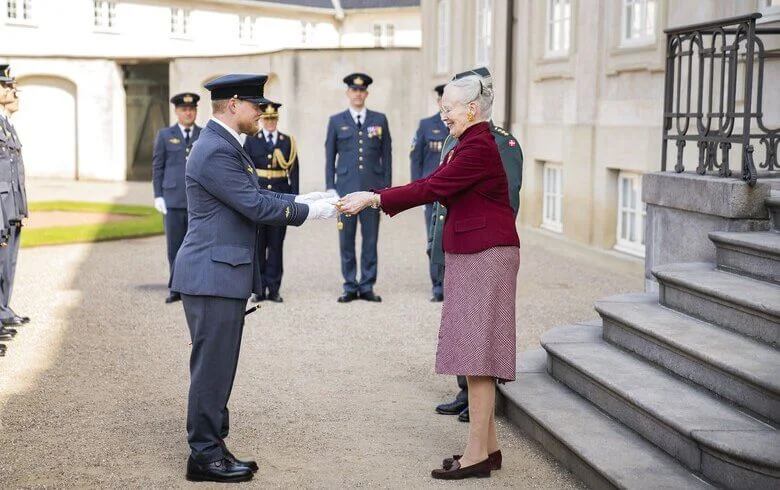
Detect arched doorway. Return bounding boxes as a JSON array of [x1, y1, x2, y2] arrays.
[[13, 76, 78, 179]]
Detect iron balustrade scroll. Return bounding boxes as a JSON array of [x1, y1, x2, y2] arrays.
[[662, 13, 780, 185]]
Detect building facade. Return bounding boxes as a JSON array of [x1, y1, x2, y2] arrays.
[[421, 0, 780, 258], [0, 0, 420, 181]]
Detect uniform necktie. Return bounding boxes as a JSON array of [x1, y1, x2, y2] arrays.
[[356, 114, 362, 130], [266, 132, 274, 145], [184, 127, 191, 147]]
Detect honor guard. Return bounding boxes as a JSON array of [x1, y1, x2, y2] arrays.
[[152, 92, 201, 304], [432, 67, 524, 423], [243, 102, 299, 303], [0, 64, 29, 349], [325, 72, 392, 303], [410, 84, 448, 302]]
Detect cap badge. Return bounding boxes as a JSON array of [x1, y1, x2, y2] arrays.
[[183, 95, 193, 103], [353, 76, 364, 86]]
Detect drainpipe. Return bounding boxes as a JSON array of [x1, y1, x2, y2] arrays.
[[503, 0, 514, 131]]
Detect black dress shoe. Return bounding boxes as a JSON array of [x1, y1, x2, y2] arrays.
[[431, 458, 491, 480], [1, 317, 22, 326], [435, 399, 468, 415], [186, 456, 253, 482], [16, 315, 30, 324], [165, 292, 181, 304], [430, 293, 444, 302], [224, 450, 258, 472], [267, 292, 283, 303], [251, 292, 266, 303], [337, 292, 358, 303], [0, 327, 15, 340], [0, 344, 5, 356], [358, 291, 382, 302], [458, 407, 470, 423]]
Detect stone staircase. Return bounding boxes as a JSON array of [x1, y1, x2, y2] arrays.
[[499, 191, 780, 489]]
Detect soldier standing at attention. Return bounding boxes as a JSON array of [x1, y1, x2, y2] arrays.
[[325, 72, 392, 303], [410, 84, 447, 302], [244, 102, 299, 303], [0, 65, 29, 334], [152, 92, 201, 304]]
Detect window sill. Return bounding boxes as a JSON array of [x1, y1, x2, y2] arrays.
[[170, 34, 192, 41], [4, 19, 36, 28], [541, 222, 563, 234], [614, 242, 645, 258], [614, 39, 657, 53], [539, 52, 570, 64], [94, 28, 119, 34]]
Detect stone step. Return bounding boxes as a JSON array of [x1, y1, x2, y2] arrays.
[[709, 231, 780, 284], [541, 324, 778, 488], [498, 349, 712, 490], [596, 293, 780, 423], [652, 262, 780, 345], [767, 192, 780, 231]]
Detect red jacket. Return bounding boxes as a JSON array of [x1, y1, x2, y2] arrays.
[[378, 122, 519, 254]]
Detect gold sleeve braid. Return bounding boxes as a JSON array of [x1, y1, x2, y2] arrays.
[[272, 135, 297, 171]]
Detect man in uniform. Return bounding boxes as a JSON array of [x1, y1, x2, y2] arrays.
[[152, 92, 201, 304], [170, 74, 337, 482], [0, 65, 19, 355], [0, 65, 29, 335], [245, 102, 299, 303], [431, 67, 523, 423], [409, 83, 447, 302], [325, 72, 392, 303]]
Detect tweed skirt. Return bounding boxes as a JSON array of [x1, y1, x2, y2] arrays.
[[435, 246, 520, 381]]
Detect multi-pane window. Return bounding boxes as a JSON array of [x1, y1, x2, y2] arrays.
[[170, 8, 189, 36], [436, 0, 451, 74], [371, 23, 395, 48], [545, 0, 571, 57], [93, 1, 116, 29], [6, 0, 32, 21], [239, 15, 255, 42], [475, 0, 492, 66], [621, 0, 656, 46], [542, 163, 563, 233], [615, 171, 646, 257]]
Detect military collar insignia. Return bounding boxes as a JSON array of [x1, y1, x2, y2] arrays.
[[279, 134, 284, 140]]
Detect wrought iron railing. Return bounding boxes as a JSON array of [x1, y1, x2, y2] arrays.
[[662, 13, 780, 185]]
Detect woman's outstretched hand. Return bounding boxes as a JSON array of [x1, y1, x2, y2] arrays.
[[338, 191, 377, 215]]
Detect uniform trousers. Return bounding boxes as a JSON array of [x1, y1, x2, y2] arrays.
[[181, 294, 246, 463], [164, 208, 188, 285], [424, 204, 443, 296], [339, 207, 380, 294], [256, 224, 287, 295], [0, 223, 21, 319]]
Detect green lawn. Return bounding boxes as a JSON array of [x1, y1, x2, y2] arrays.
[[21, 201, 164, 248]]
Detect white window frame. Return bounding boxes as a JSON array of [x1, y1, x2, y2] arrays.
[[475, 0, 492, 66], [239, 15, 255, 44], [385, 23, 395, 47], [615, 171, 646, 257], [93, 0, 116, 31], [758, 0, 780, 23], [371, 22, 383, 47], [542, 163, 563, 233], [170, 8, 190, 38], [300, 21, 313, 45], [620, 0, 657, 47], [545, 0, 571, 58], [436, 0, 451, 74], [5, 0, 33, 24]]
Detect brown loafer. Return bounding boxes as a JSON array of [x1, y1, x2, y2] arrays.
[[431, 458, 491, 480], [443, 450, 502, 471]]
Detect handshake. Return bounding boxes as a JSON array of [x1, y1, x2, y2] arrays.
[[295, 190, 380, 221]]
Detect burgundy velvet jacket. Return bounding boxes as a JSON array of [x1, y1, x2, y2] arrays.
[[378, 122, 520, 255]]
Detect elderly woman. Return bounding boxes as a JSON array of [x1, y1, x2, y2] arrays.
[[339, 76, 520, 480]]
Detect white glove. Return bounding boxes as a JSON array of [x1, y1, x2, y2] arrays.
[[294, 191, 336, 204], [154, 197, 167, 215], [324, 189, 339, 198], [306, 197, 339, 221]]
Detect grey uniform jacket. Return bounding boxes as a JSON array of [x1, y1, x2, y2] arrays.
[[325, 109, 392, 195], [170, 120, 308, 300], [152, 124, 201, 209]]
